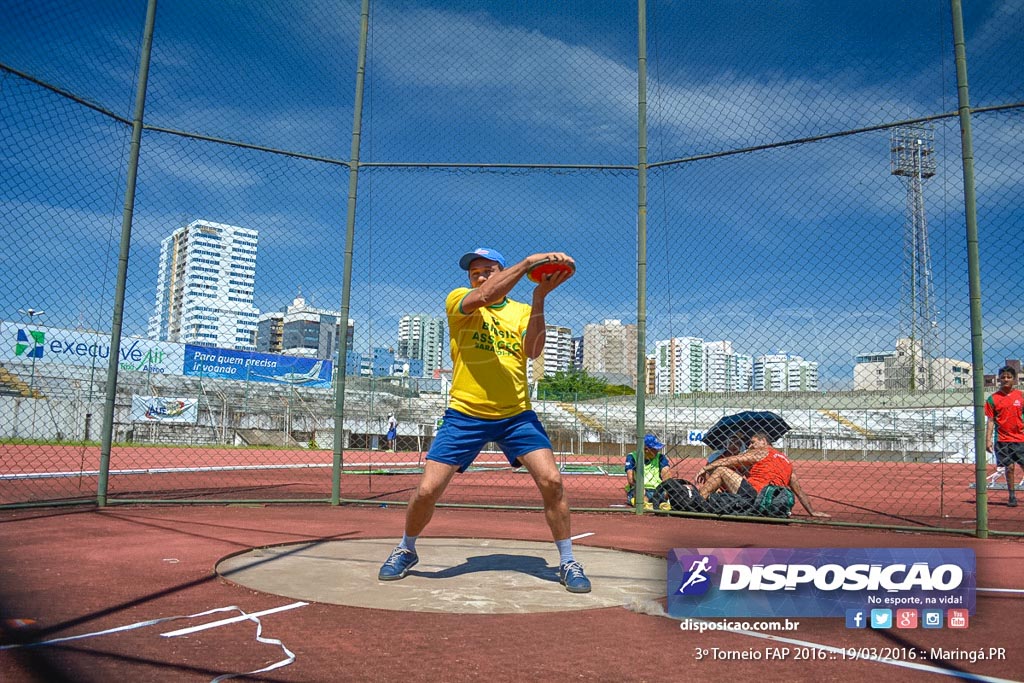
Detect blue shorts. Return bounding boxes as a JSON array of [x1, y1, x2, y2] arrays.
[[427, 408, 552, 473]]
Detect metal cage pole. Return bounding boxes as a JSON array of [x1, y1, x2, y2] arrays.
[[333, 0, 371, 505], [950, 0, 987, 538], [98, 0, 158, 506], [634, 0, 649, 514]]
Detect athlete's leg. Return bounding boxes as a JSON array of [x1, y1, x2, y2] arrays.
[[697, 467, 742, 498], [379, 460, 458, 581], [996, 443, 1019, 506], [517, 448, 570, 541], [1007, 461, 1018, 506], [517, 448, 591, 592], [405, 460, 459, 537]]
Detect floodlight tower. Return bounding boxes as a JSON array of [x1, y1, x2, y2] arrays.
[[890, 125, 938, 392]]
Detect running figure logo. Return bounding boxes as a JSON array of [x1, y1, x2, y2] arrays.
[[675, 554, 717, 596]]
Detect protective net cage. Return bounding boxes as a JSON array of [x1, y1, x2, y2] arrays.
[[1, 0, 1022, 534]]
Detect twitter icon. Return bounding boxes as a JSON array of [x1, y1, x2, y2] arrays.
[[870, 609, 893, 629]]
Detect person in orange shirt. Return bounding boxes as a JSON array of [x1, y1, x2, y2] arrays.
[[985, 365, 1023, 508], [698, 431, 749, 492], [694, 432, 829, 518]]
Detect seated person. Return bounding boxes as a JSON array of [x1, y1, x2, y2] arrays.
[[694, 431, 829, 518], [625, 433, 671, 509], [706, 431, 750, 486]]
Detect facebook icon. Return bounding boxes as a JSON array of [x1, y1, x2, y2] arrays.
[[845, 609, 867, 629]]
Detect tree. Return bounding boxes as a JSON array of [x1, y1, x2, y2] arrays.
[[536, 370, 634, 401]]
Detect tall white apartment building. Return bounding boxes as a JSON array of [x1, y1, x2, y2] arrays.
[[653, 337, 752, 394], [397, 314, 445, 377], [654, 336, 704, 394], [705, 341, 753, 392], [753, 354, 819, 391], [582, 319, 637, 388], [147, 220, 260, 350], [531, 325, 573, 380]]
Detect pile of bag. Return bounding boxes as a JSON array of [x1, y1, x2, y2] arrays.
[[654, 478, 794, 518]]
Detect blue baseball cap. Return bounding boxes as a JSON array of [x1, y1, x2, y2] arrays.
[[644, 434, 664, 450], [459, 247, 506, 270]]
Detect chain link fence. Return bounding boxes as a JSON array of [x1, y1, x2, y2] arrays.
[[1, 0, 1022, 534]]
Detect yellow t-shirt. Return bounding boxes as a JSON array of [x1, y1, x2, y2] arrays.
[[445, 287, 533, 419]]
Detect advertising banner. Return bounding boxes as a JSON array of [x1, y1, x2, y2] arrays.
[[0, 321, 185, 375], [131, 396, 199, 423], [183, 344, 332, 388], [667, 547, 975, 618]]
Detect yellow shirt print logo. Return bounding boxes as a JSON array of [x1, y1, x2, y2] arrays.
[[472, 320, 522, 356]]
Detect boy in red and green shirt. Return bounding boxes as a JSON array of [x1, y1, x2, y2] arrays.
[[985, 366, 1023, 507]]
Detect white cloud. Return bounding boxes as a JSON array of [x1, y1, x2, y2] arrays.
[[141, 136, 263, 188], [354, 4, 948, 158], [0, 198, 121, 250], [968, 0, 1022, 52]]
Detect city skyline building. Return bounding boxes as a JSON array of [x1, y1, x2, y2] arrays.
[[854, 337, 971, 391], [147, 219, 260, 351], [256, 290, 354, 360], [753, 353, 819, 392], [397, 314, 445, 378], [345, 346, 424, 378], [706, 341, 754, 392], [853, 349, 897, 391], [653, 337, 754, 394], [583, 319, 638, 388], [930, 357, 972, 389], [653, 336, 704, 394], [571, 336, 584, 372], [531, 324, 573, 380]]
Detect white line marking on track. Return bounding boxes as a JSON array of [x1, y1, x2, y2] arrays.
[[977, 587, 1024, 594], [1, 459, 599, 480], [160, 601, 308, 637], [1, 603, 308, 682], [0, 605, 241, 650], [570, 532, 595, 540]]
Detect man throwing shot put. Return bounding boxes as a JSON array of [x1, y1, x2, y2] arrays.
[[377, 247, 592, 593]]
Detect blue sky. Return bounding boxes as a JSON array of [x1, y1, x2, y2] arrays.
[[1, 0, 1022, 389]]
